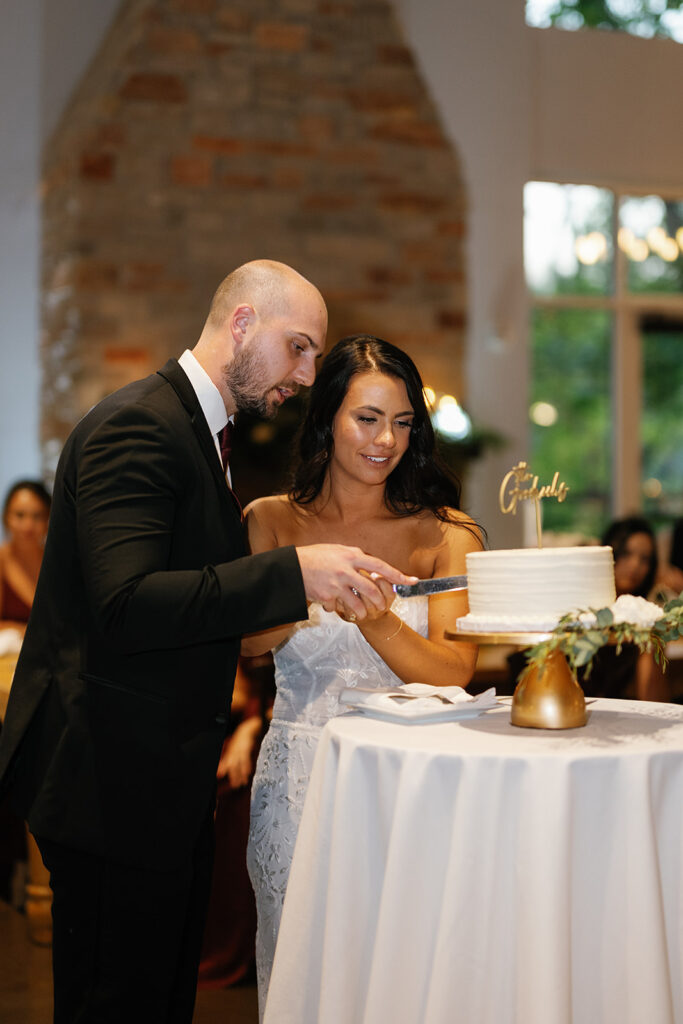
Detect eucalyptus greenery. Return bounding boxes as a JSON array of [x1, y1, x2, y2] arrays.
[[520, 595, 683, 681]]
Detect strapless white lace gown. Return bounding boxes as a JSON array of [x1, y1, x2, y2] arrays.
[[246, 596, 429, 1018]]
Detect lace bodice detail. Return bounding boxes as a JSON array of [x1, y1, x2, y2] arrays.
[[271, 595, 430, 726]]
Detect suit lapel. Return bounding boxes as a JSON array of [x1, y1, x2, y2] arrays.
[[157, 359, 242, 525]]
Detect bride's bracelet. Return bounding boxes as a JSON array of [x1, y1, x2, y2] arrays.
[[382, 617, 403, 641]]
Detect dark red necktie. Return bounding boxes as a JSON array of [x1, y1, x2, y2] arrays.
[[217, 422, 233, 473], [217, 422, 243, 519]]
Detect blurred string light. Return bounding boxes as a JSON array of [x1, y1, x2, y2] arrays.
[[424, 386, 472, 440], [643, 477, 662, 500], [647, 225, 679, 261], [617, 227, 648, 262], [574, 231, 609, 265], [529, 400, 558, 427], [616, 224, 683, 264], [575, 224, 683, 266]]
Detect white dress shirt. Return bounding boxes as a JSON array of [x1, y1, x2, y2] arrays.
[[177, 349, 233, 483]]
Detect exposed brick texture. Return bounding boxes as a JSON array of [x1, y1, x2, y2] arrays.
[[41, 0, 466, 473]]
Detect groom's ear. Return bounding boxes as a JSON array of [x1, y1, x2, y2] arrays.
[[231, 304, 256, 346]]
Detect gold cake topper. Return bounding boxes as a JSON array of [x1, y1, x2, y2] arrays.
[[499, 461, 569, 548]]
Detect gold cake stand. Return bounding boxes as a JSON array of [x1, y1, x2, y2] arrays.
[[446, 629, 587, 730]]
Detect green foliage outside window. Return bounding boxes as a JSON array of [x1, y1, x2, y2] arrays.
[[531, 308, 612, 538], [531, 0, 683, 39], [624, 198, 683, 295], [642, 326, 683, 523]]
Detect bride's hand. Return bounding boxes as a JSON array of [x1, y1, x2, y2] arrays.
[[336, 575, 395, 624]]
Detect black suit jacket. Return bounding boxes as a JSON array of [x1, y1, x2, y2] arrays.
[[0, 360, 306, 868]]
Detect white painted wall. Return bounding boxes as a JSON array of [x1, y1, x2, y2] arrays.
[[0, 1, 42, 503], [393, 0, 532, 546], [41, 0, 122, 146], [0, 0, 120, 507], [531, 27, 683, 190]]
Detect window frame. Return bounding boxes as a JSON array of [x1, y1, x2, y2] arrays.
[[527, 179, 683, 521]]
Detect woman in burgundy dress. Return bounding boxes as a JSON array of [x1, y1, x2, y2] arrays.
[[0, 479, 51, 632], [0, 479, 51, 906]]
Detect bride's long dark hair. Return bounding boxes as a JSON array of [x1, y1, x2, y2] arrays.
[[289, 334, 470, 524]]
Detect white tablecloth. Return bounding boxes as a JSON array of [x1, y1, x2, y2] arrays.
[[264, 699, 683, 1024]]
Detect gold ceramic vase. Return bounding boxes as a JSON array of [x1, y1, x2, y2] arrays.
[[511, 649, 586, 729]]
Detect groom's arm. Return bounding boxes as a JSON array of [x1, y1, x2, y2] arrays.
[[75, 404, 308, 653]]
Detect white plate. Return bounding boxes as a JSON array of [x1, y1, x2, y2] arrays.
[[342, 702, 498, 725]]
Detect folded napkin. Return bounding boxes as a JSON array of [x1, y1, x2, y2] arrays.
[[0, 628, 23, 657], [339, 683, 497, 719]]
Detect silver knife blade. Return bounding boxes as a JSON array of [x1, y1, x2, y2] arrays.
[[394, 575, 468, 597]]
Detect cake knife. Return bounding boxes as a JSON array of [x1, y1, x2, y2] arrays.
[[394, 575, 467, 597]]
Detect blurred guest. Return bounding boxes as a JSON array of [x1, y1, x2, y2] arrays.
[[657, 517, 683, 597], [583, 516, 669, 702], [0, 480, 51, 632], [198, 656, 273, 989], [606, 515, 658, 598], [0, 481, 50, 907]]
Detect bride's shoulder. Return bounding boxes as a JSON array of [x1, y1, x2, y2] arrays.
[[416, 508, 483, 548], [244, 493, 291, 526], [243, 495, 287, 553], [244, 494, 308, 544], [443, 508, 481, 532], [442, 510, 484, 553]]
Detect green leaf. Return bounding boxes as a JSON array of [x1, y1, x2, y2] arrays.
[[595, 607, 614, 627], [519, 596, 673, 682]]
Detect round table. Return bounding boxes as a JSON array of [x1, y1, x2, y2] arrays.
[[264, 699, 683, 1024]]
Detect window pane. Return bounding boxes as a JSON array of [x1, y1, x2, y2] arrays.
[[641, 319, 683, 522], [531, 307, 612, 537], [619, 196, 683, 294], [526, 1, 683, 43], [525, 182, 613, 296]]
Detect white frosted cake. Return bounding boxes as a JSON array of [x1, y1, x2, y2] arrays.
[[456, 546, 616, 633]]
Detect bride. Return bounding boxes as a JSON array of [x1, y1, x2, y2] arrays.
[[242, 334, 483, 1016]]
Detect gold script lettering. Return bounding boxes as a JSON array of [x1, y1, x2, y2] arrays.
[[499, 462, 569, 516]]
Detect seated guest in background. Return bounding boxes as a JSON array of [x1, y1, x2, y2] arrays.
[[657, 517, 683, 597], [582, 516, 669, 702], [0, 480, 51, 632], [0, 480, 50, 907], [241, 334, 484, 1017], [198, 655, 273, 989], [606, 515, 658, 601]]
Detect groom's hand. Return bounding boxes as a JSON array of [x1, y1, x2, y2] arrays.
[[295, 544, 416, 619]]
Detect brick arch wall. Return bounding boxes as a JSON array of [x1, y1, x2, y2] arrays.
[[41, 0, 466, 478]]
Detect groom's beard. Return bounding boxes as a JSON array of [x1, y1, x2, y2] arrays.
[[223, 343, 299, 419]]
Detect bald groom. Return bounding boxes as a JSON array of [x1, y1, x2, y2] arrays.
[[0, 260, 413, 1024]]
